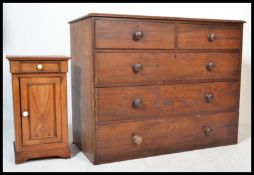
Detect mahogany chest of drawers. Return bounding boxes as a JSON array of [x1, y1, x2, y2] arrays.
[[69, 13, 244, 164], [7, 56, 71, 164]]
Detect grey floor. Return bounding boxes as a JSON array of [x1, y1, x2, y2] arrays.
[[3, 119, 251, 172]]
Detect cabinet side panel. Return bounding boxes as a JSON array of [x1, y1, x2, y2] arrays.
[[236, 23, 244, 143], [70, 19, 95, 162]]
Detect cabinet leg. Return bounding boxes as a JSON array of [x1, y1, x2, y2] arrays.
[[14, 144, 71, 164]]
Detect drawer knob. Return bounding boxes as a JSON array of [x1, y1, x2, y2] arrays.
[[204, 127, 213, 136], [132, 63, 143, 73], [133, 134, 143, 145], [206, 61, 215, 71], [22, 111, 29, 117], [208, 33, 216, 42], [133, 31, 143, 41], [133, 98, 142, 108], [37, 64, 43, 70], [205, 94, 214, 103]]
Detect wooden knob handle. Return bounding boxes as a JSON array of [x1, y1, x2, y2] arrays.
[[204, 127, 213, 136], [205, 94, 214, 103], [206, 61, 215, 71], [37, 64, 43, 70], [133, 31, 143, 41], [132, 63, 143, 73], [133, 135, 143, 145], [133, 98, 142, 108], [208, 33, 216, 42]]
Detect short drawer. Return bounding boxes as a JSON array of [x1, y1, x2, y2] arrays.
[[95, 19, 175, 49], [9, 61, 68, 73], [96, 82, 240, 123], [96, 112, 238, 163], [178, 24, 241, 49], [95, 52, 241, 87]]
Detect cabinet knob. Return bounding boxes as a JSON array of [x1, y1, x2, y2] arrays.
[[133, 31, 143, 41], [205, 94, 214, 103], [37, 64, 43, 70], [132, 63, 143, 73], [133, 134, 143, 145], [132, 98, 142, 108], [22, 111, 29, 117], [206, 61, 215, 71], [204, 127, 213, 136], [208, 33, 216, 42]]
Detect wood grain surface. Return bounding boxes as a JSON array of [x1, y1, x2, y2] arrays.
[[20, 77, 62, 145], [69, 13, 245, 24], [95, 19, 175, 49], [70, 18, 96, 163], [95, 52, 241, 87], [9, 60, 68, 73], [96, 112, 238, 164], [178, 24, 241, 49], [96, 82, 240, 123]]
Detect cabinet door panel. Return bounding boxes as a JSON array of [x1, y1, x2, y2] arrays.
[[20, 77, 62, 146]]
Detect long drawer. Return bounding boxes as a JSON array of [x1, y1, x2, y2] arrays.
[[96, 112, 238, 163], [95, 19, 175, 49], [96, 81, 240, 123], [95, 52, 241, 87]]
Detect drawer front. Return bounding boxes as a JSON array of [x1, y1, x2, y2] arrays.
[[95, 19, 175, 49], [96, 112, 238, 163], [9, 61, 69, 73], [20, 61, 60, 73], [96, 82, 240, 123], [95, 52, 241, 87], [178, 24, 241, 49]]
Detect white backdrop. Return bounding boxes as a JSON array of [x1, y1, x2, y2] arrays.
[[3, 3, 251, 126]]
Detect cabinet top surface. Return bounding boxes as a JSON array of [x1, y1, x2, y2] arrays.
[[69, 13, 245, 24], [6, 55, 70, 61]]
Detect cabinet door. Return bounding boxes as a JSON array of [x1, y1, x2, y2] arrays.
[[20, 77, 62, 146]]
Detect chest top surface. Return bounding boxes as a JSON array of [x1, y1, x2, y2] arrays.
[[69, 13, 245, 24]]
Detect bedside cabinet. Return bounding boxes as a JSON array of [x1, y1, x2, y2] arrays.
[[6, 56, 71, 164], [69, 13, 244, 164]]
